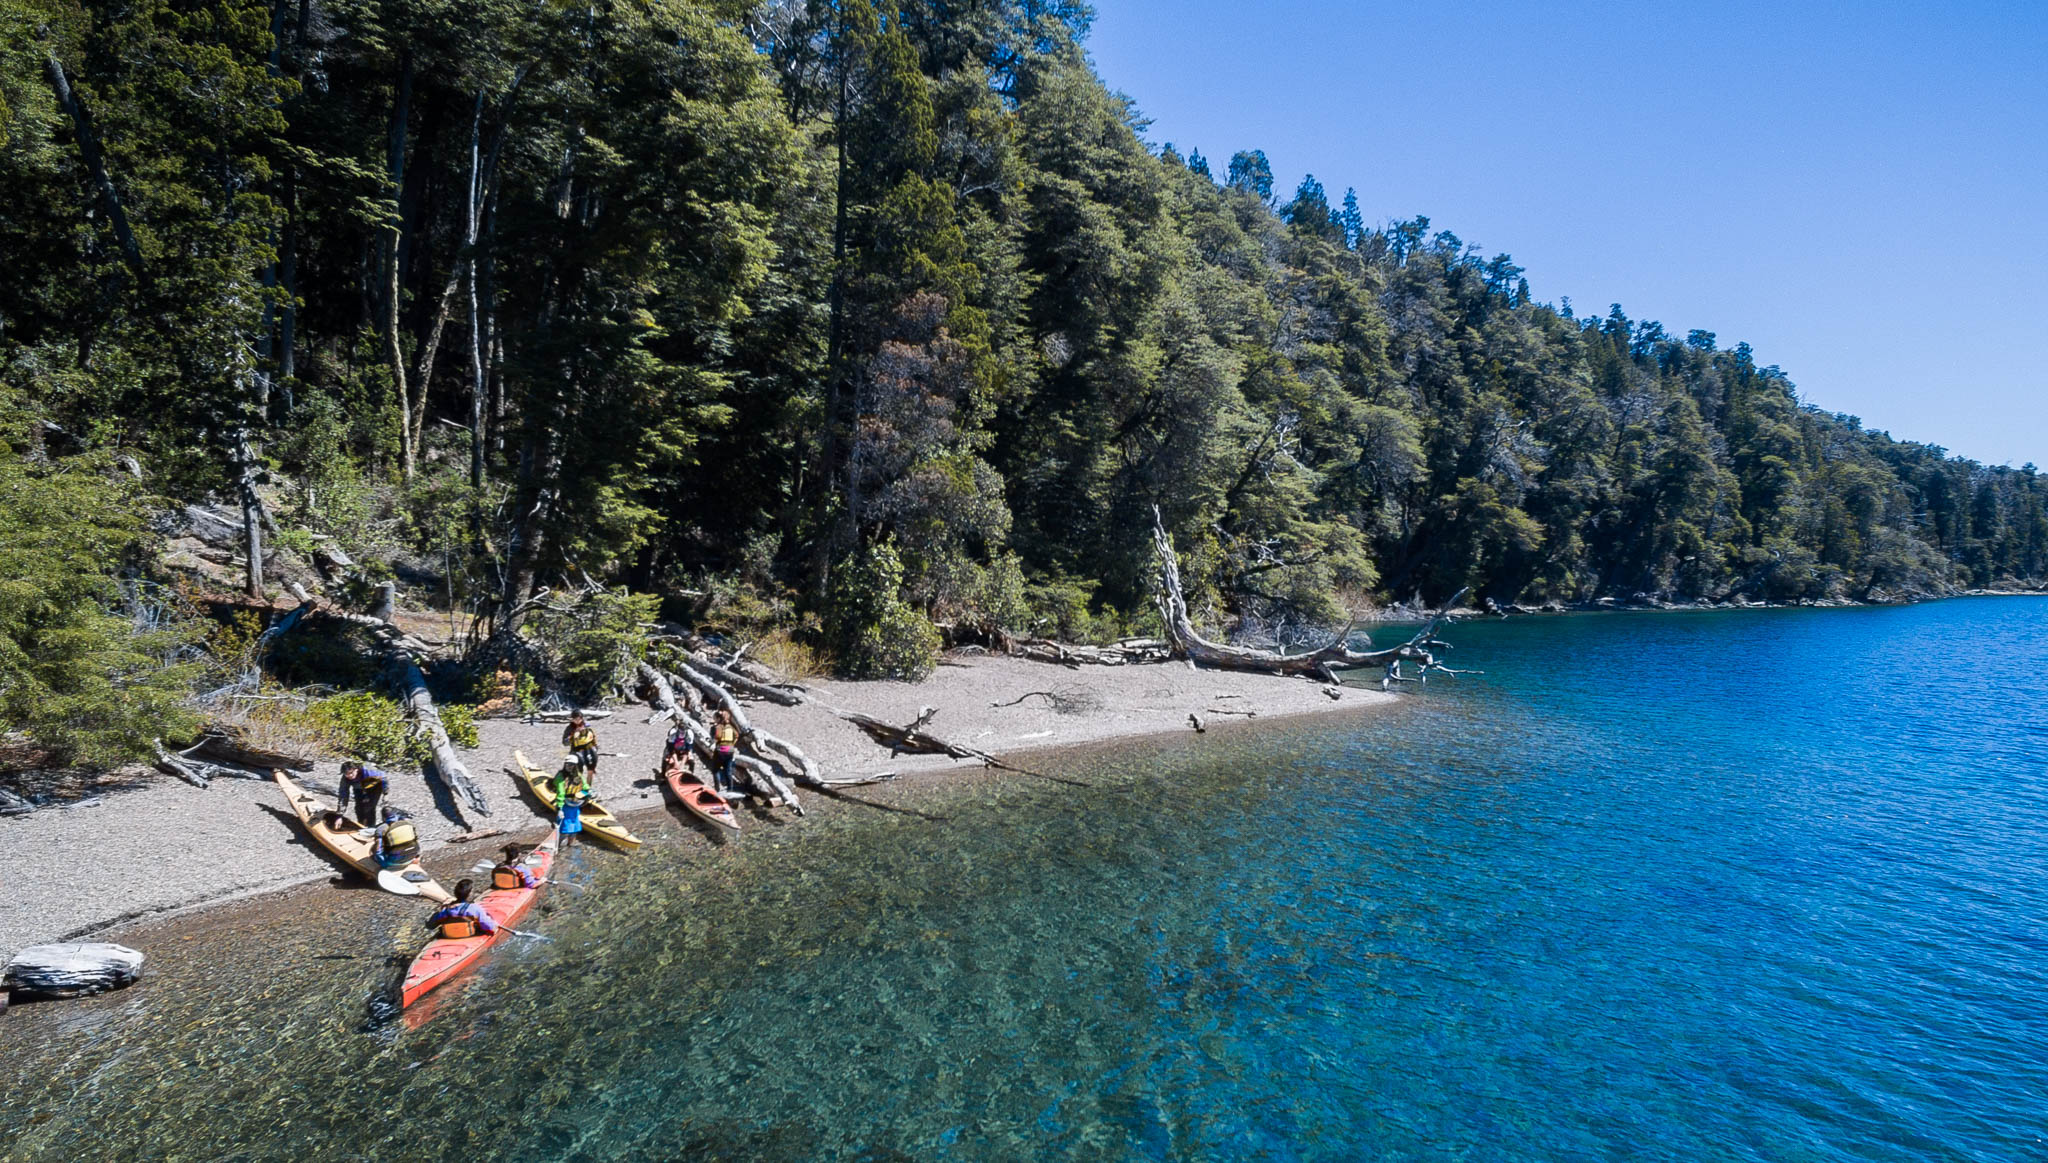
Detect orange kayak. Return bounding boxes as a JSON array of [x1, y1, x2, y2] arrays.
[[399, 829, 558, 1009], [663, 755, 739, 831]]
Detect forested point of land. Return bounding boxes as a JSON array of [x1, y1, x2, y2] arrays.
[[2, 0, 2043, 767]]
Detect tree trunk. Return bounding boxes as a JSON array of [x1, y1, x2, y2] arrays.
[[386, 51, 416, 481], [237, 430, 265, 600], [44, 52, 148, 291]]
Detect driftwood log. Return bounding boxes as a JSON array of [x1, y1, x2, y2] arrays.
[[5, 943, 144, 998], [187, 729, 314, 773], [687, 655, 805, 706], [380, 627, 490, 826], [825, 706, 1087, 788], [1151, 505, 1462, 680]]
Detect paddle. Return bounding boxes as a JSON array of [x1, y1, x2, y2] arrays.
[[375, 869, 424, 896], [503, 928, 553, 942]]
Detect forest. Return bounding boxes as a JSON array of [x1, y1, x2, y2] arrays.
[[3, 0, 2044, 767]]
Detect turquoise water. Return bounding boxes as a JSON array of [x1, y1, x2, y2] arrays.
[[5, 599, 2047, 1160]]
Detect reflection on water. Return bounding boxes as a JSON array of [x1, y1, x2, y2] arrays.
[[5, 599, 2048, 1161]]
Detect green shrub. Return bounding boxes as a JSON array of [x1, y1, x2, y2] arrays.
[[827, 539, 940, 680], [292, 691, 411, 765], [292, 691, 482, 765], [527, 589, 660, 701], [438, 701, 481, 750]]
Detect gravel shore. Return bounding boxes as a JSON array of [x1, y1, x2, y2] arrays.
[[0, 656, 1390, 961]]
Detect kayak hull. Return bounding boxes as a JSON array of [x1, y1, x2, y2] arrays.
[[662, 756, 740, 831], [399, 829, 557, 1008], [510, 749, 642, 851], [273, 770, 453, 905]]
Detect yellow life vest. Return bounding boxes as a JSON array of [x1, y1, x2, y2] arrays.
[[383, 821, 418, 850], [569, 727, 597, 749], [713, 724, 738, 748]]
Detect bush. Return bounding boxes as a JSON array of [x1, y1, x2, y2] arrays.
[[827, 539, 940, 680], [291, 690, 481, 765], [527, 589, 660, 701], [291, 692, 411, 765]]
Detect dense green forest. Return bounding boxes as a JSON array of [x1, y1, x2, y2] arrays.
[[3, 0, 2044, 763]]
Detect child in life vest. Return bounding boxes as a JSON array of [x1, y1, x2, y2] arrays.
[[372, 806, 421, 869]]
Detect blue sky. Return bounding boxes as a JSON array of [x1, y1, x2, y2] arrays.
[[1085, 1, 2047, 467]]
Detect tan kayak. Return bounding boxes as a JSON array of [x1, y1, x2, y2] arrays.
[[511, 750, 642, 851], [273, 770, 454, 904]]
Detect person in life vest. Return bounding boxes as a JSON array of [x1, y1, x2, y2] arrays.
[[549, 762, 590, 850], [708, 709, 739, 795], [561, 710, 599, 773], [371, 806, 421, 870], [662, 722, 697, 780], [426, 879, 498, 939], [490, 843, 542, 891], [334, 760, 388, 827]]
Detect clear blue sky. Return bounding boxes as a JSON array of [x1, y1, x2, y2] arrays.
[[1085, 1, 2047, 467]]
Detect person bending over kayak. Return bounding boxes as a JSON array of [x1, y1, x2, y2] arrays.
[[708, 709, 740, 795], [561, 710, 600, 773], [335, 760, 388, 826], [426, 880, 498, 939], [491, 843, 542, 890], [370, 806, 421, 870], [549, 762, 590, 851]]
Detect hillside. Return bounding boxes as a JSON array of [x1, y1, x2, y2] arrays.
[[1, 0, 2042, 769]]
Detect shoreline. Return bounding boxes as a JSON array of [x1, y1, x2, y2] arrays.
[[0, 656, 1393, 965]]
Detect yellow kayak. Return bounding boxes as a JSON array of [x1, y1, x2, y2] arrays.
[[511, 749, 642, 851], [273, 770, 454, 904]]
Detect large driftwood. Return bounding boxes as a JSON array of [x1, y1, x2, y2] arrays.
[[187, 728, 314, 773], [382, 632, 490, 825], [1007, 636, 1174, 668], [1151, 505, 1461, 679], [826, 706, 1087, 788], [5, 943, 144, 998], [688, 655, 804, 706]]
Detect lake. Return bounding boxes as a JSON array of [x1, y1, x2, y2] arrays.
[[4, 598, 2046, 1161]]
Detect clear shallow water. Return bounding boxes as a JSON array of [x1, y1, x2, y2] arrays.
[[5, 599, 2048, 1161]]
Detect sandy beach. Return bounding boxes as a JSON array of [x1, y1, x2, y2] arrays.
[[0, 656, 1391, 963]]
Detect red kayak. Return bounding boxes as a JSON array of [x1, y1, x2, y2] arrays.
[[663, 755, 739, 832], [399, 829, 558, 1009]]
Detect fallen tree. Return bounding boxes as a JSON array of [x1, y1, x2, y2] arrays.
[[1151, 505, 1464, 681], [824, 705, 1088, 788]]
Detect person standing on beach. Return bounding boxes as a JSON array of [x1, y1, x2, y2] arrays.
[[562, 711, 600, 773], [550, 761, 590, 851], [708, 709, 739, 795], [335, 761, 388, 826]]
